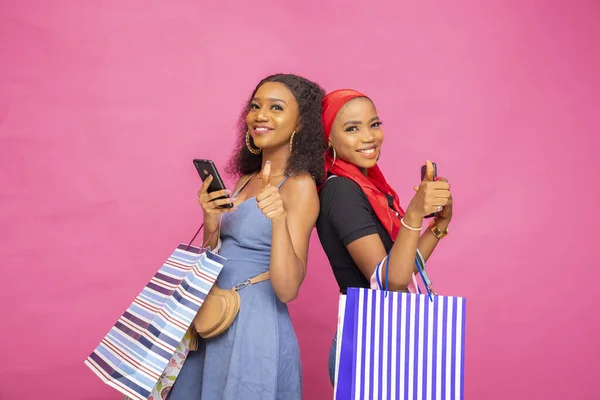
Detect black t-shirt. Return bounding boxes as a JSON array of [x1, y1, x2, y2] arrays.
[[316, 175, 395, 294]]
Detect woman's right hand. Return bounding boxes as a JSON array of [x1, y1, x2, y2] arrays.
[[406, 160, 451, 219], [198, 175, 237, 218]]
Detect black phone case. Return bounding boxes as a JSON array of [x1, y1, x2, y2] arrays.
[[421, 162, 438, 218], [193, 159, 233, 208]]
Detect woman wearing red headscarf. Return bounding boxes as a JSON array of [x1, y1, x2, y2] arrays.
[[316, 89, 454, 385]]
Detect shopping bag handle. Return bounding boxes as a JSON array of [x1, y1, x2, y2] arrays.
[[383, 250, 435, 302], [185, 214, 222, 251], [414, 251, 435, 301]]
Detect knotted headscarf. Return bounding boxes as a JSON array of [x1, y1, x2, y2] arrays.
[[322, 89, 404, 239]]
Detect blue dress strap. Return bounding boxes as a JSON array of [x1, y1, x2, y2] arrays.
[[232, 173, 256, 198], [276, 175, 290, 188]]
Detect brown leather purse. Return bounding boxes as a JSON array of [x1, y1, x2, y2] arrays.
[[193, 271, 270, 339]]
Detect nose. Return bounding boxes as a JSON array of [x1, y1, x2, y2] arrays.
[[255, 106, 269, 122], [362, 128, 376, 143]]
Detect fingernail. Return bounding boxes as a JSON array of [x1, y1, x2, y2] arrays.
[[435, 177, 440, 181], [266, 160, 271, 165]]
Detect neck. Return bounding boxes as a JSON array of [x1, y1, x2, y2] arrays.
[[360, 167, 368, 177], [261, 147, 290, 175]]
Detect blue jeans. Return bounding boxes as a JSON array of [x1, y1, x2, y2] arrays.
[[328, 332, 337, 386]]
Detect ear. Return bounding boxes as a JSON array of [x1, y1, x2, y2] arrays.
[[294, 115, 302, 134]]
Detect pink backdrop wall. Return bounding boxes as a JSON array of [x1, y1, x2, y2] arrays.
[[1, 1, 599, 399]]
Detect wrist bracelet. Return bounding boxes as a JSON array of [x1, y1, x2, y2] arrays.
[[401, 218, 421, 231]]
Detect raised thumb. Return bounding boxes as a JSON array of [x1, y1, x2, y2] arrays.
[[424, 160, 435, 181], [261, 161, 272, 188]]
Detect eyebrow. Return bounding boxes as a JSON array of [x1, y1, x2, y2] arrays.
[[342, 116, 380, 127], [252, 97, 288, 105]]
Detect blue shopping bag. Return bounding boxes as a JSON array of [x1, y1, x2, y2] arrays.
[[335, 257, 466, 400]]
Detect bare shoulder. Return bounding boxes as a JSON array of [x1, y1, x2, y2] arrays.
[[280, 173, 319, 213], [281, 173, 319, 222], [280, 173, 318, 198]]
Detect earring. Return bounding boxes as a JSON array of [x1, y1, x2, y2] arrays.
[[327, 144, 337, 172], [246, 130, 261, 154], [289, 131, 296, 154]]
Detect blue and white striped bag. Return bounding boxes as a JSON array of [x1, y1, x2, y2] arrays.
[[85, 226, 225, 400], [335, 255, 466, 400]]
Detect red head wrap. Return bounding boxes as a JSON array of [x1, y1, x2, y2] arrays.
[[321, 89, 404, 239]]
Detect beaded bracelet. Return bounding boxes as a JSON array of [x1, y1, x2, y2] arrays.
[[401, 217, 421, 231]]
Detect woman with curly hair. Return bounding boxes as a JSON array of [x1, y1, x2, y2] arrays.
[[167, 74, 326, 400]]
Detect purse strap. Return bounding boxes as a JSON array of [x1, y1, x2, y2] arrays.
[[233, 271, 270, 291]]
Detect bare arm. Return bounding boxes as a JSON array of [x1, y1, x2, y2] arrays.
[[327, 167, 451, 291], [201, 214, 220, 251], [346, 209, 422, 291], [416, 216, 450, 264], [268, 175, 319, 303], [382, 166, 452, 287], [346, 209, 453, 290]]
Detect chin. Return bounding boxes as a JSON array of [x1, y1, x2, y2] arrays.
[[252, 136, 271, 149], [352, 157, 378, 170]]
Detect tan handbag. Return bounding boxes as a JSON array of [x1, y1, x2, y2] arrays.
[[193, 271, 270, 339]]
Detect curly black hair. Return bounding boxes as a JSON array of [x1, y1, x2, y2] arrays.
[[226, 73, 327, 184]]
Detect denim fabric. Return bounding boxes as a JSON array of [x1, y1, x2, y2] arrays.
[[328, 332, 337, 386]]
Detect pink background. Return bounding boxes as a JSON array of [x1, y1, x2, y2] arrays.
[[1, 1, 599, 399]]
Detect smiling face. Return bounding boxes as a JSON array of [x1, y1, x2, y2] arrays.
[[246, 81, 300, 151], [328, 97, 384, 172]]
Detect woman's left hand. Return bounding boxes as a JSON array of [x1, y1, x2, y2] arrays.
[[256, 161, 287, 222]]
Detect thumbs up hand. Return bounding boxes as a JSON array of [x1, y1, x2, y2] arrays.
[[256, 161, 287, 222], [407, 160, 453, 220]]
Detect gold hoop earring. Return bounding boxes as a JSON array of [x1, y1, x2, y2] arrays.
[[327, 145, 337, 172], [246, 130, 261, 154], [289, 131, 296, 154]]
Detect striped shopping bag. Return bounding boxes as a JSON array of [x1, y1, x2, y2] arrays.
[[335, 257, 466, 399], [85, 233, 225, 400]]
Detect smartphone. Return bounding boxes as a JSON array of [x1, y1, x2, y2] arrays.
[[420, 162, 438, 182], [193, 159, 233, 208], [421, 162, 438, 218]]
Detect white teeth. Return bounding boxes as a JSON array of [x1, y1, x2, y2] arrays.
[[255, 127, 269, 132], [358, 148, 376, 154]]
